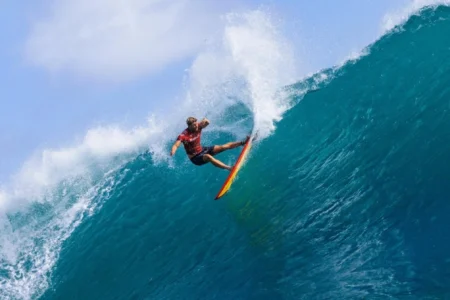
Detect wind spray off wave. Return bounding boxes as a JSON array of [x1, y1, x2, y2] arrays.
[[184, 10, 298, 139]]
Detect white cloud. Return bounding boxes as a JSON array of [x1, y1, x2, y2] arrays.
[[25, 0, 231, 82]]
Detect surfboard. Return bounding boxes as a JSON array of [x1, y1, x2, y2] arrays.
[[214, 133, 256, 200]]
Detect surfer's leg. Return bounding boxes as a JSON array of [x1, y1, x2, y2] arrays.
[[212, 136, 248, 155], [203, 154, 232, 171]]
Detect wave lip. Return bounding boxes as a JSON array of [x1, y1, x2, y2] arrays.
[[382, 0, 450, 33]]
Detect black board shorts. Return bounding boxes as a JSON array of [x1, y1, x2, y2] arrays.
[[190, 146, 215, 166]]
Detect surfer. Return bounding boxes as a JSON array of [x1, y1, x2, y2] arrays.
[[170, 117, 249, 171]]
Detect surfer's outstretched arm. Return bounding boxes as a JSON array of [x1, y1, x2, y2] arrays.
[[170, 140, 182, 156]]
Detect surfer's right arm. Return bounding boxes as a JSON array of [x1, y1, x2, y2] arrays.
[[170, 140, 182, 156]]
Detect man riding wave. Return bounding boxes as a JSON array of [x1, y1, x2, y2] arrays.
[[170, 117, 248, 171]]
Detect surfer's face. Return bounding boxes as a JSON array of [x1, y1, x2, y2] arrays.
[[188, 122, 199, 132]]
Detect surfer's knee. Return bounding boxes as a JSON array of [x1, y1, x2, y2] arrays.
[[203, 154, 213, 162], [213, 145, 225, 152]]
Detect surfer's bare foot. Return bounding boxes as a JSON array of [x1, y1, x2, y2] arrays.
[[226, 165, 233, 171], [241, 135, 250, 146]]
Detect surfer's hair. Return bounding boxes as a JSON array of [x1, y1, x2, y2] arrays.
[[186, 117, 197, 126]]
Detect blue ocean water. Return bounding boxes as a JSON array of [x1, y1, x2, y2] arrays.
[[2, 4, 450, 300]]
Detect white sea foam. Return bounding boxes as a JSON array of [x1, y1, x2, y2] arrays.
[[0, 117, 165, 299]]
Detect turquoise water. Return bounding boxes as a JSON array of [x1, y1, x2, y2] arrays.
[[2, 5, 450, 300]]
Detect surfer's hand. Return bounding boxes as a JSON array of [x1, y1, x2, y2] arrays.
[[200, 118, 210, 128]]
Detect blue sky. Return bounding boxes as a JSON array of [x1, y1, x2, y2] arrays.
[[0, 0, 416, 182]]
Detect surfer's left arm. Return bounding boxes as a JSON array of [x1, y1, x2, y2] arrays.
[[200, 118, 210, 129]]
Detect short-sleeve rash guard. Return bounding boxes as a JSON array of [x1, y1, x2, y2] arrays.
[[177, 128, 203, 156]]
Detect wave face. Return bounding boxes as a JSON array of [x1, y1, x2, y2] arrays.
[[2, 5, 450, 300]]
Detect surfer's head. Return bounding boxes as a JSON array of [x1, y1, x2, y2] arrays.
[[186, 117, 199, 132]]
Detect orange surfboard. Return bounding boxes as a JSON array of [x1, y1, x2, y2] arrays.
[[214, 134, 255, 200]]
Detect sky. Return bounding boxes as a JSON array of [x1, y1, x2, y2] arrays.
[[0, 0, 433, 183]]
